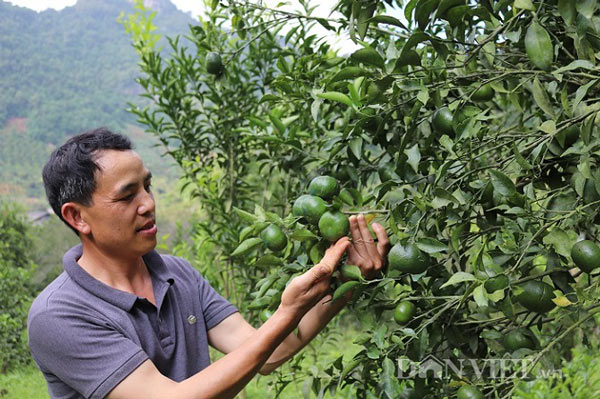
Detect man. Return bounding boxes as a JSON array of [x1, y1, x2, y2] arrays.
[[28, 128, 390, 399]]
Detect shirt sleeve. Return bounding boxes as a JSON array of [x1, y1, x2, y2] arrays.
[[28, 309, 148, 399], [197, 275, 239, 329]]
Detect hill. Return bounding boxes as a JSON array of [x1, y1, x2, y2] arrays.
[[0, 0, 196, 206]]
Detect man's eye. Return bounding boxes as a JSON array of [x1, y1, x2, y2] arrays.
[[121, 193, 135, 201], [145, 183, 152, 192]]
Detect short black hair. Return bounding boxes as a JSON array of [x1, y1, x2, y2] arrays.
[[42, 127, 132, 234]]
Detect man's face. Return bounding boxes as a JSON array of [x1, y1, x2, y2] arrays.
[[79, 149, 157, 258]]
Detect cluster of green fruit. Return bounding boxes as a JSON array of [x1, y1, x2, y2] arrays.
[[292, 176, 350, 242], [252, 175, 351, 257]]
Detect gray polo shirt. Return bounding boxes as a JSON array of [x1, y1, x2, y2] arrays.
[[28, 244, 238, 399]]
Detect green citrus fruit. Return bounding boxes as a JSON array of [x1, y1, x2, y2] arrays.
[[206, 52, 224, 75], [292, 194, 327, 224], [516, 280, 556, 313], [484, 274, 509, 293], [366, 81, 384, 103], [503, 328, 537, 351], [388, 243, 429, 274], [457, 385, 484, 399], [432, 107, 454, 136], [260, 224, 287, 252], [571, 240, 600, 273], [308, 176, 339, 200], [318, 211, 349, 242], [471, 84, 494, 102], [394, 301, 416, 324]]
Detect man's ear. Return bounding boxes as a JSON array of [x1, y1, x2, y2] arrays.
[[61, 202, 91, 235]]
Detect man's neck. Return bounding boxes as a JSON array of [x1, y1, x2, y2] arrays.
[[77, 242, 156, 305]]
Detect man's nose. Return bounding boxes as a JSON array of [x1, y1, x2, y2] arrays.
[[138, 190, 155, 215]]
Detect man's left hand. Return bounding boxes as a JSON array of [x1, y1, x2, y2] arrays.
[[346, 214, 390, 280]]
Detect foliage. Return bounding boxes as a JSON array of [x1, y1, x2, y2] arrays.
[[123, 0, 329, 305], [0, 204, 37, 373], [514, 344, 600, 399], [126, 0, 600, 397]]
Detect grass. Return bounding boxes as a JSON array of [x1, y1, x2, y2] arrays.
[[0, 365, 49, 399]]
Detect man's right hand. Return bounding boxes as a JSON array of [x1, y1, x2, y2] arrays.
[[279, 237, 350, 318], [108, 238, 351, 399]]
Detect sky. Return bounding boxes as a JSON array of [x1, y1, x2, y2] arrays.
[[6, 0, 204, 14]]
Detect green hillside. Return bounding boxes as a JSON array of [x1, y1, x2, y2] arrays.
[[0, 0, 195, 205]]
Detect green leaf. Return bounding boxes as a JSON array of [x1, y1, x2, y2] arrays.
[[531, 77, 555, 117], [394, 50, 421, 68], [512, 142, 533, 170], [234, 207, 258, 223], [525, 22, 553, 71], [341, 264, 364, 281], [543, 228, 577, 258], [290, 229, 318, 241], [415, 0, 438, 30], [417, 87, 429, 105], [552, 60, 595, 76], [489, 170, 516, 196], [317, 91, 354, 107], [254, 255, 283, 268], [416, 238, 447, 253], [351, 47, 385, 68], [349, 137, 363, 160], [329, 67, 367, 83], [558, 0, 576, 25], [538, 120, 557, 134], [356, 2, 376, 40], [473, 285, 489, 308], [576, 0, 596, 19], [231, 237, 263, 257], [381, 357, 399, 399], [404, 144, 421, 173], [553, 295, 575, 307], [515, 0, 535, 11], [573, 79, 598, 111], [332, 280, 360, 301], [440, 272, 476, 289], [370, 15, 407, 30], [268, 111, 286, 134]]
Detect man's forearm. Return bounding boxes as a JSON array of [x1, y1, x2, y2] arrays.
[[177, 307, 301, 399], [261, 290, 352, 373]]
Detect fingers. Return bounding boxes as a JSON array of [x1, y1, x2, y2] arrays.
[[356, 214, 380, 262], [349, 215, 365, 251], [372, 222, 391, 259]]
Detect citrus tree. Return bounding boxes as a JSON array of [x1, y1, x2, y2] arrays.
[[125, 0, 600, 397]]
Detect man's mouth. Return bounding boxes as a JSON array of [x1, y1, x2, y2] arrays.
[[137, 220, 157, 234]]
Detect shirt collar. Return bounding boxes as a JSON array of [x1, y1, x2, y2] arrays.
[[63, 244, 175, 311]]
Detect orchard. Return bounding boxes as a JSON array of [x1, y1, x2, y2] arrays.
[[122, 0, 600, 397]]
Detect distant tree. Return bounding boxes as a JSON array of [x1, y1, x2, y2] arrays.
[[0, 204, 37, 372]]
